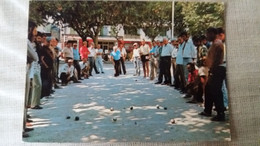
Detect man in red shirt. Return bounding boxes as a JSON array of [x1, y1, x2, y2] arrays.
[[183, 63, 198, 100], [79, 41, 90, 62]]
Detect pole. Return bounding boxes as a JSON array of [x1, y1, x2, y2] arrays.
[[172, 0, 175, 39]]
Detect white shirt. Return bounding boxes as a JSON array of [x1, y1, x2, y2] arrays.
[[171, 46, 178, 58], [176, 43, 184, 65], [88, 47, 96, 57], [63, 47, 73, 58], [161, 43, 174, 57], [59, 63, 75, 78], [119, 47, 127, 57], [139, 44, 150, 55], [198, 66, 209, 77], [28, 40, 40, 78], [96, 48, 103, 59], [133, 48, 140, 57]]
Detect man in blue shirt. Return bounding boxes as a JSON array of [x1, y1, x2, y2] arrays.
[[110, 46, 121, 77], [72, 43, 83, 80]]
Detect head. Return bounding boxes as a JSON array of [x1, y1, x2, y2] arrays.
[[141, 39, 145, 45], [133, 43, 138, 49], [216, 27, 225, 42], [206, 27, 217, 42], [163, 38, 168, 45], [28, 20, 37, 42], [152, 41, 156, 47], [177, 35, 184, 44], [68, 59, 73, 66], [119, 43, 124, 48], [192, 35, 201, 47], [171, 39, 179, 48], [97, 44, 101, 49], [35, 31, 42, 43], [50, 37, 57, 47], [156, 40, 160, 46], [180, 31, 189, 42], [200, 35, 207, 45], [187, 63, 195, 73], [73, 43, 77, 48], [66, 42, 71, 48], [83, 41, 87, 46]]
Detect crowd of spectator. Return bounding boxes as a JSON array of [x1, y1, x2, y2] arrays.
[[25, 19, 228, 138]]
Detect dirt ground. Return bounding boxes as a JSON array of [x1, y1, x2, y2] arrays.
[[24, 62, 230, 143]]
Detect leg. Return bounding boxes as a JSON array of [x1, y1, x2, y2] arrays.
[[30, 72, 42, 108]]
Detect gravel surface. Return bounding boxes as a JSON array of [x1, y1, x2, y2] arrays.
[[24, 62, 230, 143]]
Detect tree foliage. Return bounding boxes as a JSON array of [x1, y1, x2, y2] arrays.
[[29, 1, 224, 43]]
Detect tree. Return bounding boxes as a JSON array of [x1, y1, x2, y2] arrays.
[[179, 2, 225, 36]]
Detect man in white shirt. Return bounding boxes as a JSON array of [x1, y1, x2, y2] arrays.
[[88, 42, 99, 76], [95, 44, 104, 74], [171, 38, 179, 85], [139, 39, 150, 78], [131, 43, 141, 76], [59, 59, 81, 86], [155, 38, 173, 85], [62, 42, 73, 62], [119, 43, 127, 75]]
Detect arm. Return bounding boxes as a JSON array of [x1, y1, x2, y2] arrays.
[[41, 56, 49, 68]]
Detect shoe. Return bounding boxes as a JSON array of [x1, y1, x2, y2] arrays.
[[186, 100, 198, 104], [211, 115, 225, 121], [101, 72, 104, 74], [31, 105, 43, 110], [27, 115, 31, 118], [27, 119, 33, 122], [155, 82, 162, 84], [89, 74, 93, 76], [78, 78, 83, 80], [61, 83, 66, 86], [199, 111, 211, 117], [96, 72, 100, 74], [23, 132, 29, 138], [73, 81, 81, 83], [25, 128, 34, 132], [133, 74, 137, 76], [51, 90, 55, 93], [54, 84, 61, 89], [182, 94, 192, 98]]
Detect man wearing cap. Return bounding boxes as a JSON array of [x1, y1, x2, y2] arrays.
[[171, 38, 179, 85], [131, 43, 141, 76], [59, 59, 81, 86], [110, 46, 121, 77], [88, 42, 99, 76]]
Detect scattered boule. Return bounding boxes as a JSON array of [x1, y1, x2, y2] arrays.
[[130, 106, 133, 110], [66, 116, 71, 119], [170, 119, 175, 124], [75, 116, 79, 121]]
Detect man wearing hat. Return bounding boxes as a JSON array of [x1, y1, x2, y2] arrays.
[[131, 43, 141, 76], [59, 59, 81, 86], [110, 46, 121, 77]]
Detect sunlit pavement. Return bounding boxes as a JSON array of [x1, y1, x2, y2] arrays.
[[25, 62, 230, 143]]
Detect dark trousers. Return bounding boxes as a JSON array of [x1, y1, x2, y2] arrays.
[[88, 57, 94, 75], [60, 73, 77, 84], [158, 56, 171, 84], [73, 60, 81, 79], [175, 64, 186, 91], [204, 67, 226, 115], [114, 59, 120, 76], [41, 68, 52, 98], [119, 57, 126, 74], [196, 81, 204, 102]]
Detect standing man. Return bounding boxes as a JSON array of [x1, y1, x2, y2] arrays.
[[139, 39, 150, 78], [149, 41, 158, 80], [88, 42, 99, 76], [118, 43, 127, 75], [155, 38, 173, 85], [62, 42, 73, 62], [95, 44, 105, 74], [131, 43, 141, 76], [171, 38, 179, 86], [174, 34, 186, 92], [72, 43, 82, 80], [79, 41, 90, 63], [110, 46, 121, 77], [181, 31, 197, 81]]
